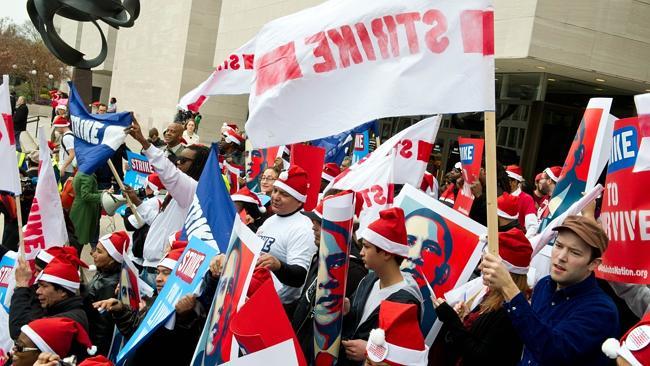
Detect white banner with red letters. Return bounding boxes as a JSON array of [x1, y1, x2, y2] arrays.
[[597, 93, 650, 284], [178, 38, 256, 112], [0, 75, 21, 196], [245, 0, 494, 147]]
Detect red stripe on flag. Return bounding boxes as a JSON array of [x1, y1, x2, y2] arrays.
[[2, 113, 15, 145], [187, 95, 207, 113], [417, 140, 434, 162], [460, 10, 494, 56], [255, 42, 304, 96]]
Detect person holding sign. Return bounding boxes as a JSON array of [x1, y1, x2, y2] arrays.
[[481, 215, 619, 366], [339, 208, 423, 366]]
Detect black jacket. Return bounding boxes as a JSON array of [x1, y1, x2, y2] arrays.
[[83, 270, 120, 355], [12, 104, 28, 132], [437, 302, 523, 366], [291, 250, 368, 364], [9, 287, 89, 339], [338, 272, 422, 366]]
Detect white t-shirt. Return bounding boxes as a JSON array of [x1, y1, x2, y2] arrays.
[[359, 279, 407, 326], [59, 132, 76, 173], [256, 211, 316, 303]]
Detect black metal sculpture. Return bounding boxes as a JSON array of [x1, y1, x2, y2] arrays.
[[27, 0, 140, 69]]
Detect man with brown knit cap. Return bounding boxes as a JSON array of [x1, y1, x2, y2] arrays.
[[481, 215, 619, 366]]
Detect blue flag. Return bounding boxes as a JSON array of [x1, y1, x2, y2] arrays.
[[116, 237, 217, 364], [181, 143, 236, 254], [311, 120, 378, 165], [68, 82, 132, 174]]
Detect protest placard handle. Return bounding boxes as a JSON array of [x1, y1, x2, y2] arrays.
[[107, 160, 143, 226], [15, 195, 25, 258], [484, 111, 499, 255]]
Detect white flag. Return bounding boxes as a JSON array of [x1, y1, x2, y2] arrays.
[[0, 75, 21, 195], [23, 127, 69, 260], [245, 0, 494, 147], [178, 38, 256, 112]]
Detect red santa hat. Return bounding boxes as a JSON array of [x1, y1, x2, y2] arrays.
[[36, 246, 78, 265], [497, 192, 519, 220], [158, 247, 185, 270], [603, 312, 650, 366], [505, 165, 523, 182], [98, 231, 130, 264], [78, 355, 114, 366], [232, 187, 266, 213], [321, 162, 341, 182], [146, 173, 165, 194], [544, 166, 562, 182], [37, 257, 87, 293], [223, 129, 245, 145], [366, 301, 429, 366], [498, 228, 533, 274], [359, 207, 409, 258], [273, 165, 310, 203], [55, 104, 67, 111], [52, 115, 70, 128], [21, 317, 96, 357], [535, 172, 544, 183]]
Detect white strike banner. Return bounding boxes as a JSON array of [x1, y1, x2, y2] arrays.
[[245, 0, 494, 147]]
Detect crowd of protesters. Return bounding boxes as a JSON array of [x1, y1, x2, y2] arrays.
[[0, 95, 648, 366]]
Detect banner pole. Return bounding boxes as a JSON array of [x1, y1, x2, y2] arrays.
[[484, 111, 499, 255], [107, 160, 144, 226], [15, 195, 25, 258]]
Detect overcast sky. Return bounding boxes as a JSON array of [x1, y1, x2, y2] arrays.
[[2, 0, 30, 25]]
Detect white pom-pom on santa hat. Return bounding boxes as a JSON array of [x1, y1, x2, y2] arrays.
[[602, 338, 620, 359], [369, 328, 386, 346]]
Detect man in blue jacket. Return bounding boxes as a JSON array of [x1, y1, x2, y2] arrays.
[[481, 215, 619, 366]]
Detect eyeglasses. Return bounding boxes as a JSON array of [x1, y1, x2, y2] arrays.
[[177, 156, 194, 164], [260, 176, 277, 182], [13, 344, 39, 353]]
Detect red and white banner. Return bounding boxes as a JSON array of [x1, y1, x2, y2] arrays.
[[245, 0, 494, 147], [178, 38, 256, 112], [23, 128, 69, 260], [454, 137, 484, 216], [0, 75, 21, 195], [597, 94, 650, 284]]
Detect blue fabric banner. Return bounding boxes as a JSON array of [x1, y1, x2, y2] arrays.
[[67, 82, 132, 174]]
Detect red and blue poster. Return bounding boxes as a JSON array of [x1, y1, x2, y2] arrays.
[[116, 237, 217, 365], [246, 145, 280, 192], [313, 191, 355, 365], [291, 144, 326, 211], [352, 130, 370, 164], [191, 217, 263, 365], [540, 98, 614, 229], [396, 184, 485, 345], [597, 95, 650, 284], [454, 137, 484, 216]]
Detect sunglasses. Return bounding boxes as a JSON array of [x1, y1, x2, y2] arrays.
[[177, 156, 194, 164], [13, 344, 39, 353]]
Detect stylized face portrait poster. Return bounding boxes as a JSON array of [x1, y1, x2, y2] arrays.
[[396, 184, 485, 344], [597, 98, 650, 284], [313, 191, 354, 365], [192, 218, 263, 365], [246, 145, 280, 192], [540, 98, 614, 228], [454, 137, 484, 216]]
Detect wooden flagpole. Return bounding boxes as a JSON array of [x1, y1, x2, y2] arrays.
[[107, 160, 143, 227], [484, 111, 499, 255]]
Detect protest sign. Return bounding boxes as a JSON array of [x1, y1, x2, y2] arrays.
[[68, 82, 132, 174], [191, 218, 263, 365], [178, 38, 256, 112], [182, 143, 237, 253], [245, 0, 494, 147], [246, 145, 280, 192], [395, 184, 485, 344], [23, 128, 68, 260], [0, 75, 20, 196], [116, 237, 217, 364], [454, 137, 484, 215], [313, 191, 354, 365], [290, 144, 326, 211], [0, 251, 16, 365], [124, 151, 153, 189], [539, 98, 614, 228], [220, 339, 299, 366], [597, 95, 650, 284], [352, 129, 370, 164]]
